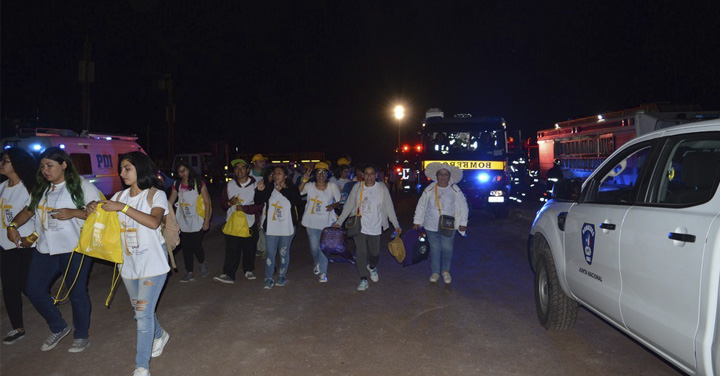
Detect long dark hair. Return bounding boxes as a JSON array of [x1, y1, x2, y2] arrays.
[[2, 148, 39, 193], [173, 161, 202, 191], [119, 152, 160, 190], [29, 147, 84, 211], [270, 165, 295, 187]]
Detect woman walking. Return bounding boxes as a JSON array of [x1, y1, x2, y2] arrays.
[[7, 147, 101, 352], [336, 165, 401, 291], [87, 152, 171, 376], [412, 162, 468, 284], [299, 162, 340, 283], [254, 166, 302, 289], [168, 161, 211, 282], [0, 148, 38, 344]]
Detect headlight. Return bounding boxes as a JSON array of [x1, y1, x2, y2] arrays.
[[477, 172, 490, 183]]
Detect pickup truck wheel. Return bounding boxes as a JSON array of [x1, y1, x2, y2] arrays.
[[535, 251, 578, 331]]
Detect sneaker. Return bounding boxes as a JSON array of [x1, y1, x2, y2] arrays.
[[318, 273, 328, 283], [357, 279, 369, 291], [276, 276, 287, 287], [151, 330, 170, 357], [367, 265, 379, 282], [199, 263, 209, 277], [442, 271, 452, 284], [263, 279, 274, 289], [429, 273, 440, 283], [2, 329, 25, 345], [213, 274, 235, 284], [312, 263, 320, 275], [40, 325, 70, 351], [244, 271, 257, 280], [68, 338, 90, 353], [133, 367, 150, 376], [180, 273, 195, 283]]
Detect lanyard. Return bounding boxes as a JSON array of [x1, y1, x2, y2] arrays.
[[434, 184, 443, 215], [357, 183, 364, 216], [40, 184, 66, 231]]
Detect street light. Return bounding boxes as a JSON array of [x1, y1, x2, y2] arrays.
[[394, 105, 405, 151]]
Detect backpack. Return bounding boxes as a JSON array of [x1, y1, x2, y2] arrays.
[[147, 188, 181, 266]]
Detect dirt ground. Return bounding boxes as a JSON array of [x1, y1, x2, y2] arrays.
[[0, 195, 681, 376]]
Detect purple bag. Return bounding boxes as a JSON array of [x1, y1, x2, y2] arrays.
[[320, 227, 355, 264]]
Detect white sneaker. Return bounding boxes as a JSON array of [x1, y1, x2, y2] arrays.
[[318, 273, 327, 283], [312, 263, 320, 275], [442, 271, 452, 284], [244, 271, 257, 280], [133, 367, 150, 376], [357, 279, 369, 291], [151, 331, 169, 357], [367, 265, 379, 282], [429, 273, 440, 283]]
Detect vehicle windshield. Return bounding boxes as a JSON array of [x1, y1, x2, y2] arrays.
[[424, 126, 506, 158]]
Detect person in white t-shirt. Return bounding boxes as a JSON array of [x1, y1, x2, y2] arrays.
[[0, 148, 38, 345], [412, 163, 469, 284], [168, 161, 212, 282], [254, 166, 302, 289], [8, 147, 101, 353], [335, 165, 401, 291], [299, 162, 340, 283], [87, 152, 170, 376]]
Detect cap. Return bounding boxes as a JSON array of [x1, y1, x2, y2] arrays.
[[314, 162, 329, 171], [337, 157, 350, 166], [231, 159, 249, 167], [251, 154, 268, 163]]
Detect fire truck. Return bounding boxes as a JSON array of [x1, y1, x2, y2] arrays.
[[418, 109, 511, 218], [537, 103, 720, 180]]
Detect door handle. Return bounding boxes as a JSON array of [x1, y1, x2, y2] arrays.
[[599, 223, 616, 230], [668, 232, 696, 243]]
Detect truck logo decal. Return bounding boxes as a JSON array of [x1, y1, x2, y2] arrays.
[[96, 154, 112, 169], [422, 160, 505, 170], [581, 223, 595, 265]]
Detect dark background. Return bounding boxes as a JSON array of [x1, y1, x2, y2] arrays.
[[2, 0, 719, 164]]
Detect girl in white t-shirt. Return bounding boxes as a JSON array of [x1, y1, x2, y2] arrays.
[[87, 152, 170, 376], [168, 161, 212, 282], [0, 148, 38, 344], [299, 162, 340, 282], [9, 147, 101, 353]]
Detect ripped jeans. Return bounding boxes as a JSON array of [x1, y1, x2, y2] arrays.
[[122, 273, 166, 369], [264, 234, 294, 282]]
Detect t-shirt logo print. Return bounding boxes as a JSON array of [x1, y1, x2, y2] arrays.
[[92, 222, 106, 250], [581, 223, 595, 265], [271, 201, 283, 221]]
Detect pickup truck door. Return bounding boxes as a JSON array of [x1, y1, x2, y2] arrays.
[[564, 142, 655, 324], [619, 133, 720, 372]]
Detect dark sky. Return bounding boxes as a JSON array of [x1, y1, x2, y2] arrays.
[[2, 0, 719, 164]]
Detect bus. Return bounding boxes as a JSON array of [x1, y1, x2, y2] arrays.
[[419, 110, 510, 218], [537, 103, 720, 180]]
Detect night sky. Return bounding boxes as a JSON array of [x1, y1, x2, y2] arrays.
[[2, 0, 719, 164]]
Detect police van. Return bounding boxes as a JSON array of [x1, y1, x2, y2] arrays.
[[1, 128, 145, 197]]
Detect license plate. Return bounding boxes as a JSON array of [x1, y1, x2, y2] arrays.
[[488, 197, 504, 203]]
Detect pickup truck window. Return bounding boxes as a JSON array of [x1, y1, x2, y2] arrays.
[[70, 153, 93, 175], [650, 134, 720, 205], [584, 144, 653, 204]]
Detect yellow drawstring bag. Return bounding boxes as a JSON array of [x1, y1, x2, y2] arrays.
[[222, 209, 251, 237], [194, 182, 206, 218]]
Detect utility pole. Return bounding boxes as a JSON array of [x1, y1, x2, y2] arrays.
[[159, 74, 175, 164], [78, 35, 94, 131]]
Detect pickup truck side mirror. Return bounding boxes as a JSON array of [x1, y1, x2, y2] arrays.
[[552, 179, 581, 202]]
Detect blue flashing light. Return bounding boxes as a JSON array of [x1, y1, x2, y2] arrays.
[[31, 144, 42, 151], [477, 172, 490, 183], [59, 144, 66, 149], [3, 145, 11, 150]]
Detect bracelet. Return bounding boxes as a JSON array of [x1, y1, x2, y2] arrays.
[[7, 222, 18, 230], [302, 178, 309, 183], [121, 205, 130, 213]]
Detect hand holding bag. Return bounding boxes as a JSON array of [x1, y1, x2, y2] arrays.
[[222, 208, 251, 237], [75, 204, 123, 263]]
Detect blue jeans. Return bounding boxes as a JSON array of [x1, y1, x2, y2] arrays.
[[26, 250, 92, 339], [306, 228, 328, 275], [123, 273, 166, 369], [426, 230, 455, 274], [265, 234, 294, 281]]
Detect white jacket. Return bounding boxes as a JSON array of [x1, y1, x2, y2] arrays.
[[337, 181, 400, 232], [413, 182, 469, 234]]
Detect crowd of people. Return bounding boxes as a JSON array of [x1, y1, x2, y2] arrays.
[[0, 148, 469, 376]]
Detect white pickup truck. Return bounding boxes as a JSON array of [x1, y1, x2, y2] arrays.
[[528, 119, 720, 375]]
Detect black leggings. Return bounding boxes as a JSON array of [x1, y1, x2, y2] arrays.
[[1, 246, 34, 329], [180, 231, 205, 273]]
